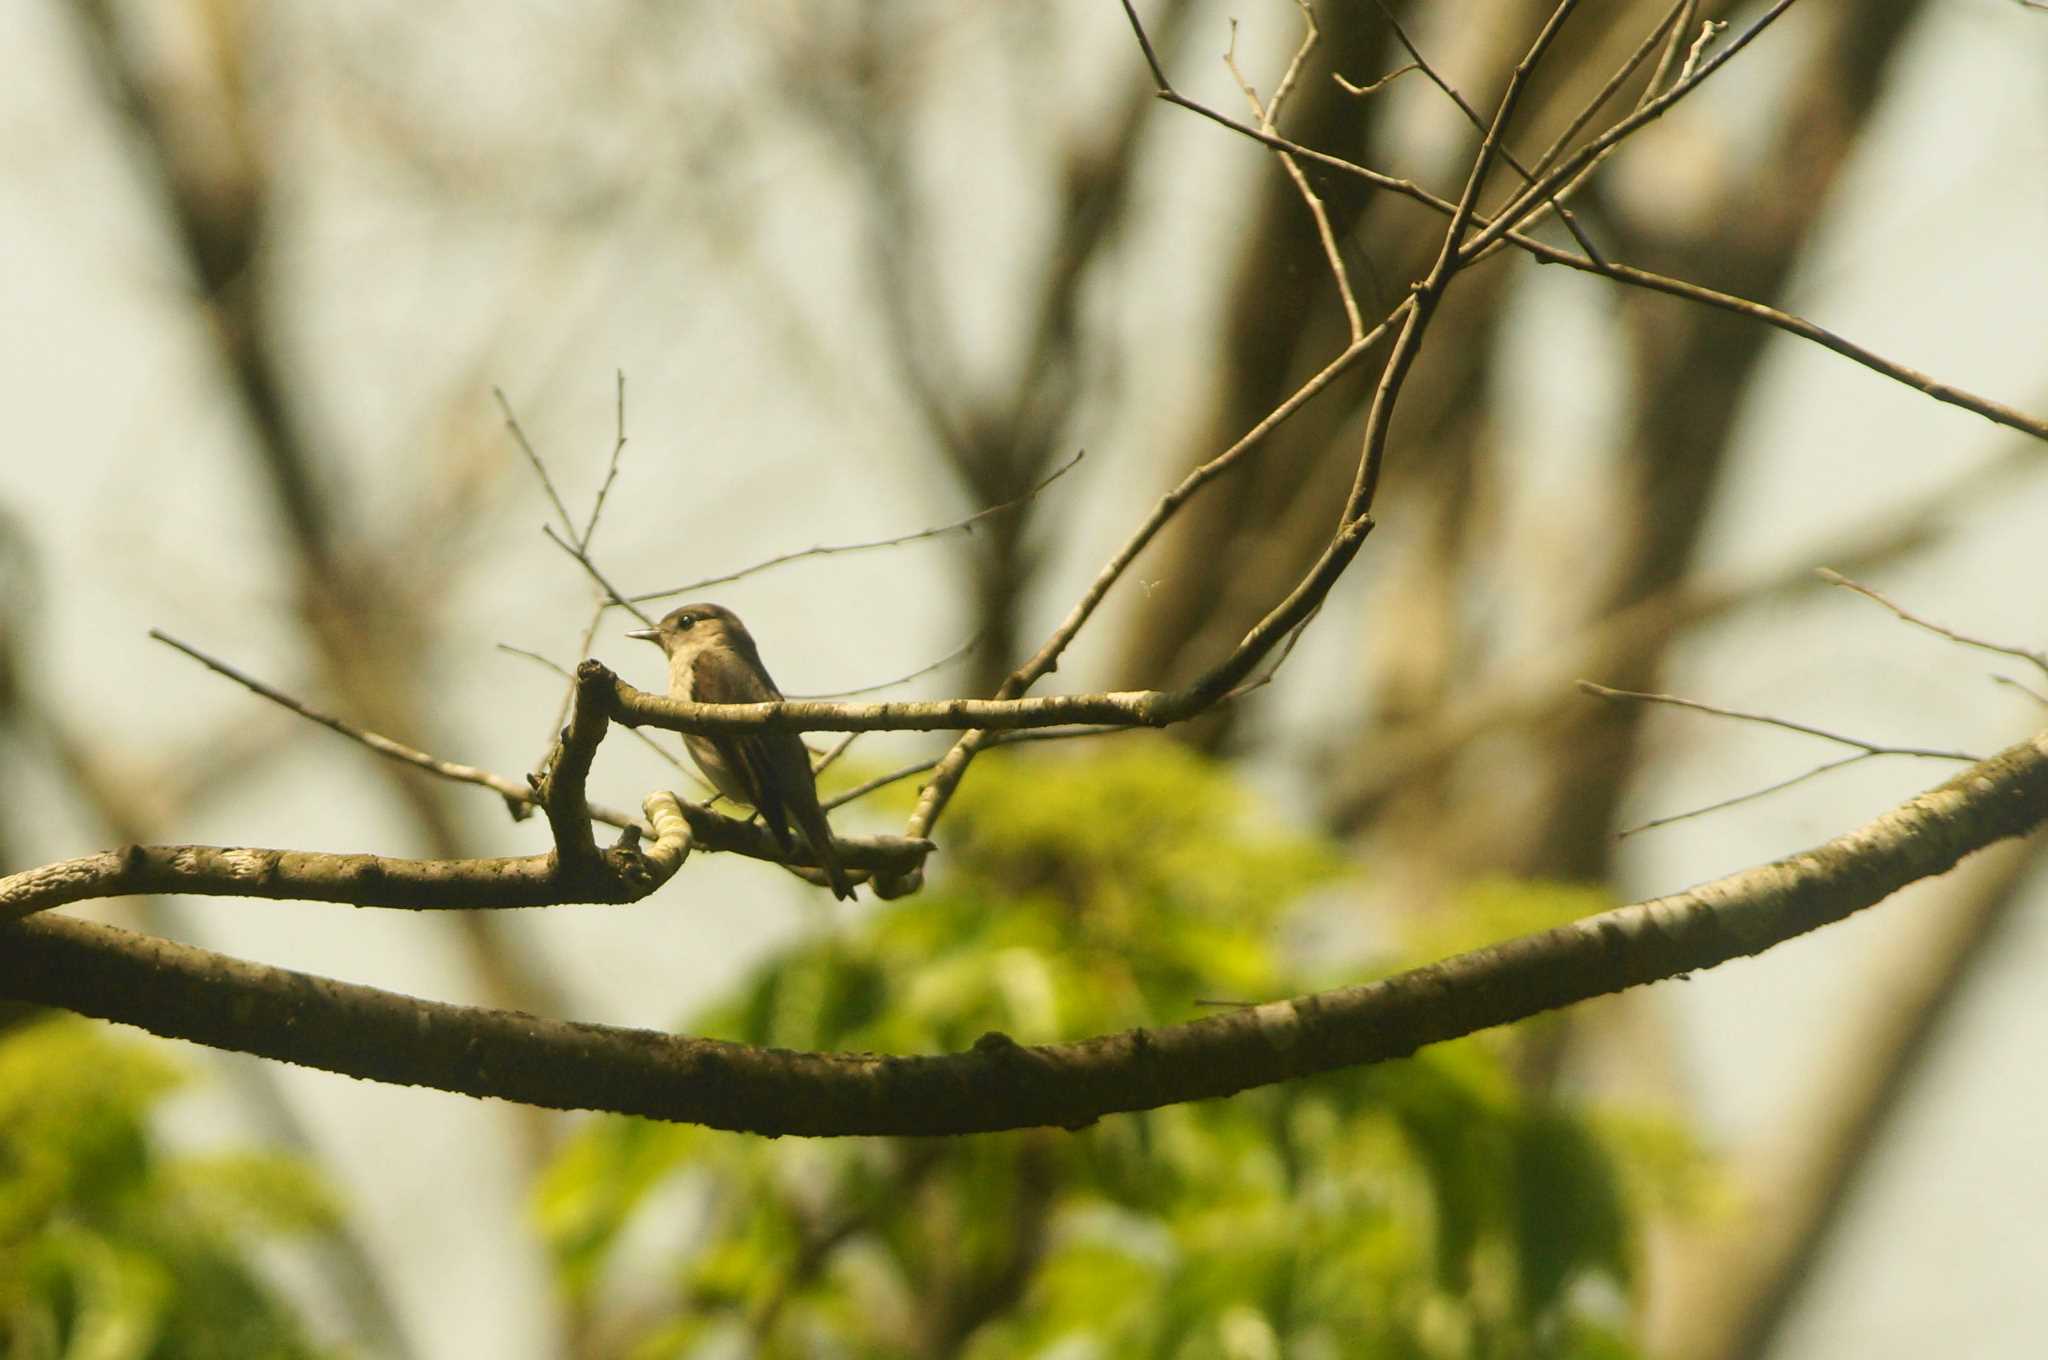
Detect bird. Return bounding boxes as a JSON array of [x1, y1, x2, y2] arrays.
[[627, 603, 854, 900]]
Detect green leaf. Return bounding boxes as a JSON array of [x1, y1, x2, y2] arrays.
[[538, 747, 1680, 1359]]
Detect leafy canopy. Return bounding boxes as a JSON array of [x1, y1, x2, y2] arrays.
[[540, 743, 1675, 1359], [0, 1015, 341, 1359]]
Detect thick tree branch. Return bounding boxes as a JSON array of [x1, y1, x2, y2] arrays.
[[5, 730, 2042, 1136]]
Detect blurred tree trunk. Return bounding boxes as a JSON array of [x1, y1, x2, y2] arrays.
[[67, 0, 567, 1166]]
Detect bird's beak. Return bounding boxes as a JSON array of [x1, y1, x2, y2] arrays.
[[625, 627, 660, 643]]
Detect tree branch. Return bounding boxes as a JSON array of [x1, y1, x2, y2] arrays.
[[5, 730, 2042, 1135], [0, 663, 692, 921], [1121, 3, 2048, 447]]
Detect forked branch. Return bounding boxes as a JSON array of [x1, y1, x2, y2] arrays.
[[6, 730, 2043, 1134]]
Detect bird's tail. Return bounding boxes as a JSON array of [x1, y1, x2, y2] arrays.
[[800, 808, 855, 901]]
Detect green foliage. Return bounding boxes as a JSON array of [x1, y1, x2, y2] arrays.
[[0, 1016, 341, 1359], [539, 742, 1681, 1358]]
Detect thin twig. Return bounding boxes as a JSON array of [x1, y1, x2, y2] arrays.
[[810, 732, 863, 784], [1472, 0, 1703, 267], [1335, 0, 1572, 530], [1225, 602, 1322, 701], [1581, 679, 1982, 837], [1429, 0, 1585, 268], [1333, 64, 1421, 97], [1643, 0, 1699, 105], [541, 524, 658, 628], [1369, 0, 1607, 263], [578, 370, 630, 550], [1468, 0, 1802, 261], [1017, 320, 1395, 702], [497, 641, 699, 784], [494, 387, 578, 543], [905, 312, 1400, 841], [1264, 0, 1316, 114], [1114, 36, 2048, 446], [1820, 569, 2048, 680], [606, 519, 1374, 742], [152, 629, 647, 831], [1617, 752, 1877, 839], [823, 724, 1139, 814], [534, 598, 609, 778], [1533, 0, 1690, 178], [786, 631, 983, 700], [633, 450, 1086, 604], [1993, 675, 2048, 707], [1577, 681, 1981, 761], [1224, 7, 1363, 340], [1121, 0, 1171, 88], [1323, 443, 2026, 824]]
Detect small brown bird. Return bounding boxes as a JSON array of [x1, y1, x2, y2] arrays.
[[627, 603, 853, 900]]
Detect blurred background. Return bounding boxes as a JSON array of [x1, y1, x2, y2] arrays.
[[2, 1, 2046, 1356]]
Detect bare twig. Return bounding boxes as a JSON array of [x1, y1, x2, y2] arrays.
[[809, 731, 863, 785], [633, 450, 1087, 604], [1333, 64, 1421, 98], [533, 598, 609, 781], [1116, 31, 2048, 446], [821, 724, 1139, 816], [577, 370, 630, 550], [541, 523, 658, 628], [1576, 680, 1982, 762], [1323, 444, 2028, 826], [155, 629, 646, 831], [1369, 0, 1607, 263], [1820, 569, 2048, 680], [786, 630, 983, 700], [1530, 0, 1692, 179], [1345, 0, 1584, 525], [823, 754, 945, 812], [1120, 0, 1171, 89], [1994, 675, 2048, 707], [1643, 0, 1700, 104], [1469, 0, 1802, 261], [904, 308, 1404, 842], [1224, 7, 1363, 340], [1582, 680, 1983, 838], [1616, 753, 1878, 839], [494, 387, 578, 543], [1225, 603, 1322, 701], [497, 640, 700, 784], [1528, 250, 2048, 443]]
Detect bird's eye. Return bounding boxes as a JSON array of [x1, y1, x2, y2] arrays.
[[676, 613, 695, 629]]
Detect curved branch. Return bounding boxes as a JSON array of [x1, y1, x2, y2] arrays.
[[5, 730, 2042, 1136]]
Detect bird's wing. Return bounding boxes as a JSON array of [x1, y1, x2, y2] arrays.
[[691, 645, 797, 847], [689, 640, 850, 899]]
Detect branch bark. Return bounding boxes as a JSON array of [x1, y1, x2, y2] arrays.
[[5, 729, 2041, 1137]]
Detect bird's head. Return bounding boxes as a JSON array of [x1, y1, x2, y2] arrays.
[[626, 602, 750, 658]]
